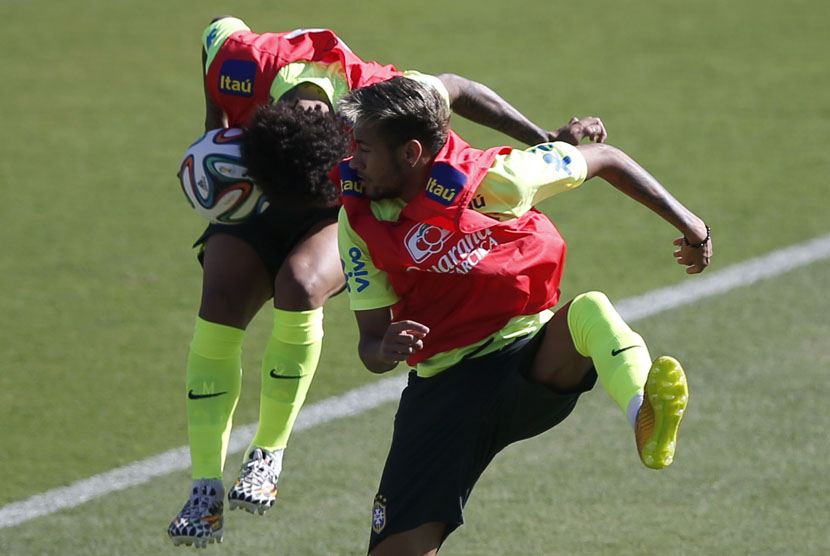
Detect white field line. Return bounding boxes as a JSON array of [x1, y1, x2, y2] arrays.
[[2, 233, 829, 529]]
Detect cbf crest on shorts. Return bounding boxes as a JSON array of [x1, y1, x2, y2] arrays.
[[372, 494, 387, 534]]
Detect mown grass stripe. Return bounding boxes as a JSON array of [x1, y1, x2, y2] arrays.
[[1, 234, 828, 529]]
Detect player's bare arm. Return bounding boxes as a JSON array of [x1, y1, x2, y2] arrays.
[[578, 142, 712, 274], [437, 73, 606, 146], [202, 49, 227, 131], [354, 309, 430, 374]]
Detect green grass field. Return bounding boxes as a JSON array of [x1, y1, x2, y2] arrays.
[[1, 0, 828, 554]]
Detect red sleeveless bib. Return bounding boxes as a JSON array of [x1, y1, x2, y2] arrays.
[[338, 131, 566, 363], [206, 29, 401, 126]]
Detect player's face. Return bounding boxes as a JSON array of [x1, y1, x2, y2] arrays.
[[349, 124, 409, 200], [294, 98, 331, 112], [283, 82, 333, 113]]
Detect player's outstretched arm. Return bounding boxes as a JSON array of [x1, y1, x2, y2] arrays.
[[354, 309, 430, 374], [436, 73, 606, 146], [578, 143, 712, 274]]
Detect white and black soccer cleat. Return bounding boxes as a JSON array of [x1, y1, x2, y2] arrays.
[[227, 447, 282, 515], [168, 478, 224, 548]]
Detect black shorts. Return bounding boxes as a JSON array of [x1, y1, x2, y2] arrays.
[[193, 205, 340, 281], [368, 329, 597, 553]]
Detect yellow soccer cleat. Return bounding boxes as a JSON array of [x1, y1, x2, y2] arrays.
[[635, 356, 689, 469]]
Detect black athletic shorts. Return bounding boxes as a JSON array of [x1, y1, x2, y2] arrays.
[[193, 205, 340, 281], [368, 328, 597, 553]]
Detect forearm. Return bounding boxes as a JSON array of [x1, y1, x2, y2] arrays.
[[437, 73, 548, 145], [354, 311, 429, 373], [358, 337, 399, 374], [583, 144, 708, 242]]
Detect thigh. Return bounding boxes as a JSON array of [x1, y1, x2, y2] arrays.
[[499, 330, 597, 447], [528, 301, 595, 392], [368, 336, 596, 554], [370, 522, 445, 556], [369, 369, 488, 552], [199, 233, 272, 329], [273, 218, 345, 311], [369, 339, 546, 553]]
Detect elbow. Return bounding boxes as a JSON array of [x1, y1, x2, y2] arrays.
[[581, 143, 627, 181], [435, 72, 462, 85], [435, 73, 467, 105]]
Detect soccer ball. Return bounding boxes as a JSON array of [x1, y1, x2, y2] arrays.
[[178, 127, 270, 224]]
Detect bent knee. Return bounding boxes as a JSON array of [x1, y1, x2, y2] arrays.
[[571, 291, 612, 312], [274, 267, 344, 310], [199, 283, 270, 328], [567, 291, 614, 333]]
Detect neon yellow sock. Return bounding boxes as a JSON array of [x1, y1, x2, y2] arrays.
[[249, 308, 323, 454], [567, 291, 651, 424], [186, 317, 244, 480]]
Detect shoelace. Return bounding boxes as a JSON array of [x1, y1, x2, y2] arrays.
[[241, 452, 278, 485]]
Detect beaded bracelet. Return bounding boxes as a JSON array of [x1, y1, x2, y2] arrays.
[[683, 225, 711, 248]]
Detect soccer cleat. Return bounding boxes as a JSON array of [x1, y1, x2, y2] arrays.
[[635, 356, 689, 470], [168, 478, 225, 548], [228, 448, 281, 515]]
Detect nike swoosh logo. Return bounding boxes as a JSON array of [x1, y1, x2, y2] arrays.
[[611, 345, 642, 356], [188, 389, 228, 400], [269, 369, 304, 380]]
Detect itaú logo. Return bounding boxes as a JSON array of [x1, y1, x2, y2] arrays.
[[218, 59, 256, 97], [404, 223, 453, 263]]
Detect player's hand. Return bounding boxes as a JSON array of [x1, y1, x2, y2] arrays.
[[673, 235, 712, 274], [379, 320, 430, 363], [546, 116, 608, 145]]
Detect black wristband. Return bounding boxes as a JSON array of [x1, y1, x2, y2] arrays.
[[683, 225, 711, 248]]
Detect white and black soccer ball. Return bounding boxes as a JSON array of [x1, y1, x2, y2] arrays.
[[178, 127, 270, 224]]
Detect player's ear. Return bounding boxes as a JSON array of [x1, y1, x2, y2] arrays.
[[401, 139, 424, 168]]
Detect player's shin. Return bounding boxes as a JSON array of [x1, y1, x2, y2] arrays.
[[566, 291, 650, 429], [250, 307, 324, 453], [186, 317, 244, 479]]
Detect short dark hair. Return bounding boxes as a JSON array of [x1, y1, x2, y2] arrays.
[[337, 76, 451, 155], [242, 103, 351, 205]]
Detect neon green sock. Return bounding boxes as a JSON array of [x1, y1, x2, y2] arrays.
[[186, 317, 244, 480], [567, 291, 651, 424], [249, 308, 323, 454]]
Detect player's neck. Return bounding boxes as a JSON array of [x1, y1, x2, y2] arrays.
[[400, 159, 435, 203]]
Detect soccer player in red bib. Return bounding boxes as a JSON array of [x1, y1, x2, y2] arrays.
[[169, 16, 607, 548], [331, 77, 711, 555]]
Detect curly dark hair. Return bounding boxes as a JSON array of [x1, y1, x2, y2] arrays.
[[242, 103, 351, 206]]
